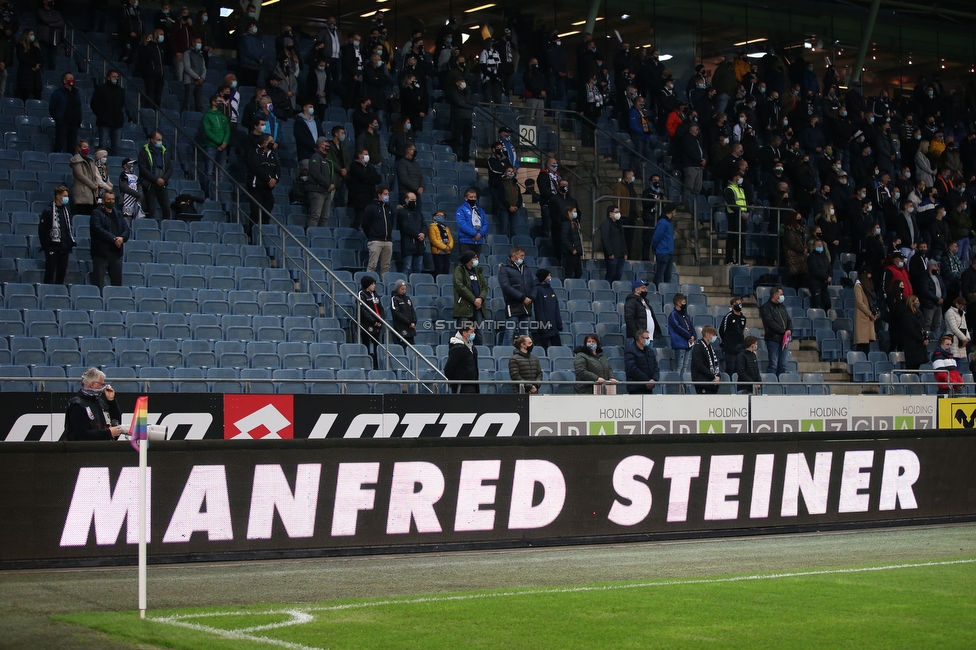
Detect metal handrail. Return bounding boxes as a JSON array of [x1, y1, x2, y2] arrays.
[[64, 22, 447, 385], [708, 201, 796, 267], [590, 194, 699, 264]]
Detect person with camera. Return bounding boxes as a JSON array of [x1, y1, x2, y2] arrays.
[[64, 368, 123, 441]]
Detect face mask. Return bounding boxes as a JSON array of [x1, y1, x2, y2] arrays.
[[162, 8, 170, 14], [459, 81, 466, 90], [434, 215, 444, 222], [859, 193, 866, 200], [739, 117, 746, 124], [874, 228, 881, 236], [60, 196, 69, 206], [195, 43, 202, 50], [467, 333, 476, 343], [467, 198, 477, 206], [338, 134, 346, 142], [777, 295, 785, 304], [774, 167, 783, 174], [80, 147, 89, 155], [896, 261, 905, 268], [97, 156, 107, 165], [405, 122, 412, 130], [815, 246, 824, 253], [362, 154, 370, 163], [231, 80, 238, 88], [81, 387, 104, 398], [471, 259, 479, 267], [906, 206, 914, 214], [446, 37, 452, 44], [612, 212, 621, 221], [299, 174, 308, 181], [103, 201, 115, 210], [571, 211, 578, 219], [927, 90, 934, 98], [586, 342, 597, 351], [736, 177, 743, 186], [202, 15, 207, 22], [549, 164, 558, 172], [559, 186, 569, 193], [829, 208, 835, 216], [109, 77, 118, 85], [642, 337, 651, 346], [894, 192, 901, 200], [381, 195, 389, 203], [865, 205, 873, 212], [515, 258, 523, 266], [733, 303, 742, 311], [251, 27, 258, 34], [157, 35, 164, 43], [710, 335, 718, 344]]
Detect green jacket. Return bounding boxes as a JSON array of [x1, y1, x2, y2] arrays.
[[452, 263, 489, 318], [307, 151, 336, 194], [202, 108, 231, 148]]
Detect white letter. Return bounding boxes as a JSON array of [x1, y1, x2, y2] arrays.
[[60, 467, 151, 546], [163, 465, 232, 542], [838, 451, 874, 513], [608, 455, 654, 526], [437, 413, 477, 437], [454, 460, 500, 532], [782, 452, 832, 517], [662, 456, 701, 522], [398, 413, 440, 438], [750, 454, 775, 519], [704, 455, 743, 521], [387, 461, 445, 534], [468, 413, 521, 437], [879, 449, 920, 510], [246, 464, 321, 539], [508, 459, 565, 529], [330, 462, 380, 536]]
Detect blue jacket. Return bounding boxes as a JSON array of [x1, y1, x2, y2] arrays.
[[629, 106, 651, 142], [454, 201, 489, 245], [532, 279, 563, 340], [624, 339, 660, 393], [650, 215, 674, 255], [498, 258, 534, 308], [238, 32, 265, 70], [49, 87, 83, 125], [668, 307, 695, 349]]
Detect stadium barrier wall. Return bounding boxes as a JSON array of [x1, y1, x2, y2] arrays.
[[2, 430, 976, 568]]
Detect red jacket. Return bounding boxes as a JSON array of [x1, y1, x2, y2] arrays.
[[884, 262, 912, 297]]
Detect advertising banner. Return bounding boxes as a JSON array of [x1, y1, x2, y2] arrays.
[[937, 397, 976, 429], [530, 395, 751, 436], [3, 432, 975, 567], [751, 396, 937, 433], [0, 393, 223, 442]]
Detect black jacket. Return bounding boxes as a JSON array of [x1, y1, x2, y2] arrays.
[[90, 81, 126, 128], [38, 203, 75, 253], [391, 293, 417, 340], [245, 147, 281, 190], [623, 293, 663, 340], [90, 206, 130, 260], [624, 339, 660, 394], [718, 308, 747, 355], [807, 250, 831, 283], [397, 205, 426, 255], [348, 161, 381, 210], [138, 41, 166, 79], [65, 391, 121, 441], [734, 349, 762, 392], [497, 258, 534, 312], [599, 217, 627, 258], [138, 142, 173, 187], [760, 299, 793, 342], [444, 336, 479, 393], [293, 117, 321, 162], [560, 219, 585, 258], [690, 340, 720, 392], [533, 280, 563, 341], [916, 272, 946, 310], [361, 200, 394, 241]]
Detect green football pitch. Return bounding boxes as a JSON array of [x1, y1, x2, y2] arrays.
[[57, 558, 976, 649]]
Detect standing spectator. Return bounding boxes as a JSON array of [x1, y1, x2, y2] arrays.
[[449, 77, 474, 162], [306, 137, 336, 227], [348, 148, 380, 229], [182, 38, 207, 113], [455, 188, 488, 255], [390, 279, 417, 348], [118, 0, 143, 64], [170, 7, 197, 85], [719, 297, 747, 368], [397, 192, 426, 276], [537, 158, 562, 247], [509, 335, 542, 394], [445, 323, 480, 394], [93, 150, 113, 197], [64, 368, 123, 441], [944, 297, 970, 369], [90, 70, 125, 156], [357, 276, 384, 369], [288, 166, 310, 208], [533, 268, 563, 350], [118, 158, 142, 220], [35, 0, 63, 70], [629, 96, 653, 163], [70, 141, 110, 216], [650, 202, 676, 284], [196, 10, 215, 64], [902, 295, 929, 370], [734, 336, 763, 394], [523, 57, 546, 125], [38, 186, 75, 285], [138, 132, 173, 221], [760, 287, 793, 376], [274, 41, 301, 114], [202, 94, 231, 200], [327, 126, 351, 207], [917, 258, 946, 334], [89, 191, 129, 290], [498, 246, 534, 347], [317, 16, 342, 89], [387, 117, 414, 162], [573, 333, 615, 394], [428, 210, 454, 277], [853, 269, 879, 354], [599, 204, 627, 283], [238, 20, 265, 87], [139, 30, 166, 110], [244, 133, 279, 240], [624, 329, 660, 394], [395, 144, 424, 208], [453, 250, 488, 345], [49, 72, 82, 154], [15, 30, 42, 103], [807, 239, 832, 310], [624, 279, 662, 341], [676, 123, 706, 202], [641, 174, 666, 261], [307, 56, 330, 114], [400, 74, 428, 132], [340, 34, 365, 109], [363, 53, 392, 116], [691, 326, 721, 394], [724, 171, 748, 265], [361, 185, 395, 274], [782, 212, 809, 291], [355, 116, 383, 173], [668, 293, 695, 376], [613, 170, 639, 257], [351, 97, 375, 140], [495, 164, 523, 239], [561, 205, 585, 280], [293, 101, 321, 164], [549, 179, 579, 263]]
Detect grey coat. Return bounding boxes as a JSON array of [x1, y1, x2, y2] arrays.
[[573, 346, 613, 393]]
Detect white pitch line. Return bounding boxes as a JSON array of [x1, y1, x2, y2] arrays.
[[150, 558, 976, 649]]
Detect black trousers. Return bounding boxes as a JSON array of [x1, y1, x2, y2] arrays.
[[44, 250, 70, 284], [249, 185, 275, 238], [451, 118, 472, 162], [142, 182, 171, 220], [91, 255, 123, 289], [143, 75, 164, 109], [53, 121, 79, 154]]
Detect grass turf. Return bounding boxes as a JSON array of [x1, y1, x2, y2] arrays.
[[56, 558, 976, 650]]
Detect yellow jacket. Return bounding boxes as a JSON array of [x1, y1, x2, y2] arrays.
[[428, 221, 454, 254], [734, 58, 751, 83]]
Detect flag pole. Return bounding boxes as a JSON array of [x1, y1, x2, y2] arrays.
[[138, 435, 147, 619]]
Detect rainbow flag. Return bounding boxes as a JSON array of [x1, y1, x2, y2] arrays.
[[129, 396, 149, 451]]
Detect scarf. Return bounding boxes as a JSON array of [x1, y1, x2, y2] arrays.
[[49, 203, 74, 245]]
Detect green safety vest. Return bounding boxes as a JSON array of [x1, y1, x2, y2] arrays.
[[726, 183, 746, 212]]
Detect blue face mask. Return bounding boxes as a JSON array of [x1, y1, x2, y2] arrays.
[[815, 246, 824, 253], [381, 195, 389, 203], [777, 294, 785, 304], [60, 196, 69, 206], [587, 342, 597, 351], [467, 332, 476, 343], [406, 122, 412, 130], [471, 259, 479, 268], [642, 337, 651, 346], [710, 335, 718, 344]]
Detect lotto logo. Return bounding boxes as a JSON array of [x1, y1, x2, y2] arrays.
[[223, 396, 294, 440]]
